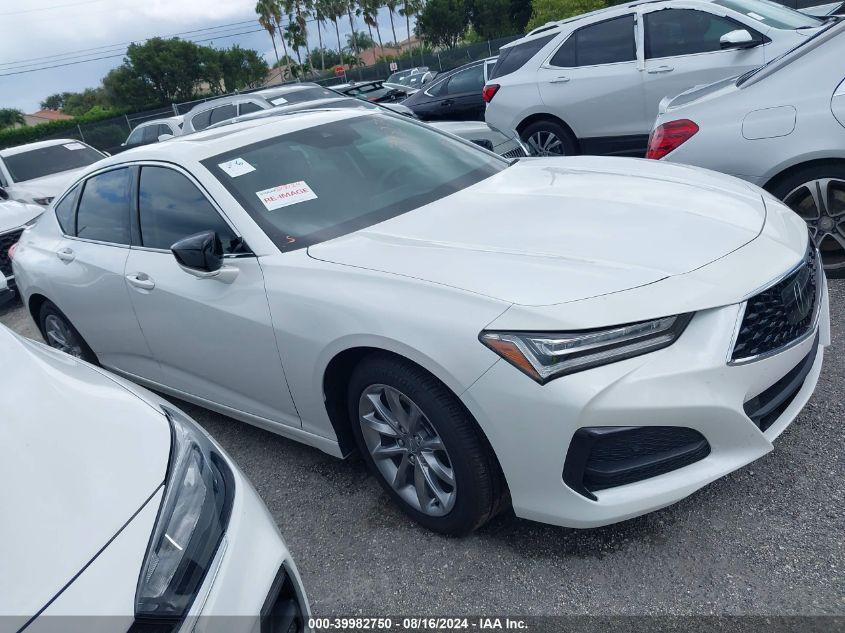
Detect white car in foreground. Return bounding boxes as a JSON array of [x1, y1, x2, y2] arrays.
[[0, 325, 309, 632], [12, 110, 830, 534], [0, 196, 43, 287], [0, 138, 105, 206]]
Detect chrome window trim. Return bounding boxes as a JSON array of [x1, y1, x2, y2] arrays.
[[727, 248, 823, 366]]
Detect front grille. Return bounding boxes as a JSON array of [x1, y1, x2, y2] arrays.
[[502, 146, 528, 159], [731, 242, 819, 362], [563, 426, 710, 499], [0, 228, 23, 279]]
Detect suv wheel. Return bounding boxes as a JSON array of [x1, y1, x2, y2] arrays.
[[769, 163, 845, 278], [520, 119, 578, 157], [348, 354, 505, 535], [38, 301, 98, 363]]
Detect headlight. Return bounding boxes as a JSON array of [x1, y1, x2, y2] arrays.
[[32, 196, 54, 206], [135, 406, 234, 623], [479, 314, 693, 384]]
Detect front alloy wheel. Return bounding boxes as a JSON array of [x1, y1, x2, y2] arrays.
[[359, 385, 456, 516], [43, 314, 84, 358], [783, 177, 845, 274]]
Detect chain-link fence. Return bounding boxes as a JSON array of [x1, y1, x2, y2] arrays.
[[14, 35, 523, 154]]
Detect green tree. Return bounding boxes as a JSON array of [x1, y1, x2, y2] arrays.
[[385, 0, 400, 44], [62, 88, 110, 116], [0, 108, 25, 131], [416, 0, 470, 48], [320, 0, 347, 63], [361, 0, 386, 56], [526, 0, 604, 30], [101, 64, 158, 109], [125, 38, 205, 102], [220, 46, 270, 91], [40, 93, 73, 111], [256, 0, 282, 67], [346, 30, 375, 51], [345, 1, 362, 59]]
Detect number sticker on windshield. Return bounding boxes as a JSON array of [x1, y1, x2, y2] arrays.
[[256, 181, 318, 211], [63, 142, 86, 151], [218, 157, 256, 178]]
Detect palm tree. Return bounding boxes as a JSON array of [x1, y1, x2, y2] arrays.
[[323, 0, 345, 63], [0, 108, 24, 131], [345, 1, 361, 60], [269, 0, 293, 80], [385, 0, 399, 46], [361, 0, 385, 58], [314, 0, 330, 71], [256, 0, 281, 67], [284, 0, 315, 74], [399, 0, 422, 47]]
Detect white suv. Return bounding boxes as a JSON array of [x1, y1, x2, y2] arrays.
[[484, 0, 827, 157]]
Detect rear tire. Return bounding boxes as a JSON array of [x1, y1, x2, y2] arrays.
[[768, 163, 845, 278], [520, 119, 578, 157], [38, 301, 98, 363], [347, 353, 505, 535]]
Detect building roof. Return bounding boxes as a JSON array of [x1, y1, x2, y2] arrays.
[[25, 109, 73, 123]]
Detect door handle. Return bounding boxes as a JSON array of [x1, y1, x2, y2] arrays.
[[126, 273, 155, 291], [647, 65, 674, 74], [440, 99, 454, 106], [549, 76, 570, 84], [56, 247, 75, 263]]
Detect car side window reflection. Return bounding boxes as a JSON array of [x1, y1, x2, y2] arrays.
[[55, 184, 80, 235], [138, 166, 237, 252], [76, 168, 132, 244]]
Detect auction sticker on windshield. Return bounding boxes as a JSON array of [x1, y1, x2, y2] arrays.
[[256, 181, 318, 211], [219, 157, 256, 178]]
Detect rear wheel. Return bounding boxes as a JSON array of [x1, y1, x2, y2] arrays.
[[347, 354, 505, 535], [769, 163, 845, 278], [520, 119, 578, 157], [38, 301, 97, 363]]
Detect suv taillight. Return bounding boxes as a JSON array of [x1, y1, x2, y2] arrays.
[[646, 119, 699, 160], [482, 84, 500, 103]]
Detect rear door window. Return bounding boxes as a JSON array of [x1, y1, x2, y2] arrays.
[[489, 34, 556, 79], [550, 15, 636, 67], [239, 101, 263, 115], [190, 109, 213, 131], [75, 168, 132, 244], [55, 184, 80, 235], [209, 105, 237, 126], [443, 65, 485, 95]]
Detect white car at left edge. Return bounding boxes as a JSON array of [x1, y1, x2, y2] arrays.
[[0, 194, 42, 288], [0, 325, 310, 633]]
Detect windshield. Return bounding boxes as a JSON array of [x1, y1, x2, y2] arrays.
[[738, 18, 843, 86], [3, 142, 103, 183], [713, 0, 823, 29], [268, 86, 336, 106], [204, 114, 505, 251]]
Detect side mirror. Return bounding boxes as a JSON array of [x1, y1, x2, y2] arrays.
[[171, 230, 223, 273], [158, 133, 174, 142], [720, 29, 758, 50], [0, 186, 8, 201]]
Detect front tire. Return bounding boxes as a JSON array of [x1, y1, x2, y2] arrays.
[[520, 119, 578, 157], [347, 354, 505, 535], [38, 301, 97, 363], [768, 163, 845, 278]]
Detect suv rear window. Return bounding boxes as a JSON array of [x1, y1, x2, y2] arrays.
[[490, 34, 556, 79]]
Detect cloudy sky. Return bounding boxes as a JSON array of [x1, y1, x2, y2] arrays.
[[0, 0, 412, 112]]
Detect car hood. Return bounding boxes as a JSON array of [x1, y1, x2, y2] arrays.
[[9, 168, 84, 203], [0, 199, 43, 232], [0, 329, 170, 618], [308, 157, 767, 306]]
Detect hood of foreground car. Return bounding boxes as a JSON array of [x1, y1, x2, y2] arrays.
[[0, 199, 43, 232], [9, 168, 84, 204], [0, 329, 170, 618], [309, 157, 767, 306]]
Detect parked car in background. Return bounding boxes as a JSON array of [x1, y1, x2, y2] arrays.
[[332, 80, 411, 103], [182, 83, 337, 133], [484, 0, 828, 157], [12, 109, 829, 535], [0, 139, 105, 205], [384, 67, 437, 93], [778, 0, 844, 15], [648, 19, 845, 275], [120, 115, 184, 151], [206, 92, 527, 158], [0, 325, 310, 632], [402, 57, 497, 121], [0, 195, 42, 287]]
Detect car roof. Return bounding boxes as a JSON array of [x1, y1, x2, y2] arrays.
[[136, 115, 183, 129], [254, 83, 321, 98], [186, 93, 269, 115], [0, 138, 91, 157], [92, 109, 374, 166]]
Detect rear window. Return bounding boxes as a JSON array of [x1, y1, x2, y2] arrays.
[[3, 143, 103, 183], [203, 114, 505, 252], [490, 34, 556, 79], [271, 87, 336, 105]]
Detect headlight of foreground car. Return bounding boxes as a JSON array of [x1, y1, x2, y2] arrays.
[[480, 314, 693, 384], [32, 196, 54, 206], [135, 406, 234, 625]]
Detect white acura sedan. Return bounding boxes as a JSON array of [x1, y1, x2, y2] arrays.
[[12, 110, 830, 534], [0, 325, 310, 631]]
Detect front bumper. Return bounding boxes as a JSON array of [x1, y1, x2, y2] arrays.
[[462, 278, 830, 528]]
